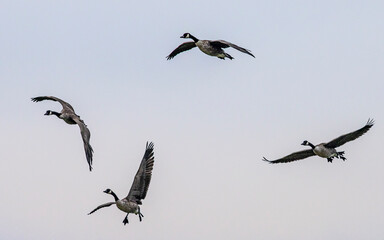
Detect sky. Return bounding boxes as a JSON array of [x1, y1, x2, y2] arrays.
[[1, 0, 384, 239]]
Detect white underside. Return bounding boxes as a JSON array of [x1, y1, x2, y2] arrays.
[[116, 199, 139, 214], [313, 145, 337, 158], [196, 40, 222, 57]]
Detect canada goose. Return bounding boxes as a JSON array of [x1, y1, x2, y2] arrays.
[[88, 142, 154, 225], [166, 33, 255, 60], [263, 119, 374, 164], [31, 96, 93, 171]]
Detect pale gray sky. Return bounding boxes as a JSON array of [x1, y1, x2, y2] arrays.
[[1, 0, 383, 239]]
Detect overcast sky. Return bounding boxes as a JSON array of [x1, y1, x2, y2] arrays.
[[1, 0, 383, 239]]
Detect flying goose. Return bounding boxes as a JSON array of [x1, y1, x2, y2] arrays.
[[88, 142, 155, 225], [31, 96, 94, 171], [263, 119, 374, 164], [166, 33, 255, 60]]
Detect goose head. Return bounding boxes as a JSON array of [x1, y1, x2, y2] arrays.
[[44, 110, 53, 116], [103, 188, 119, 201], [301, 140, 309, 146], [103, 188, 112, 194], [180, 33, 191, 39]]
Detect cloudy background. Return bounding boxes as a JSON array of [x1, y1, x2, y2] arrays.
[[1, 0, 383, 239]]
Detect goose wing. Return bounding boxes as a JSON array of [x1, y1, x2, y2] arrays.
[[263, 149, 315, 164], [325, 119, 374, 149], [210, 40, 255, 58], [31, 96, 75, 112], [166, 42, 196, 60], [125, 142, 154, 204], [88, 202, 116, 215], [73, 116, 94, 171]]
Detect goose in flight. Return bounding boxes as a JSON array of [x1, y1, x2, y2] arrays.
[[31, 96, 94, 171], [263, 119, 374, 164], [166, 33, 255, 60], [88, 142, 155, 225]]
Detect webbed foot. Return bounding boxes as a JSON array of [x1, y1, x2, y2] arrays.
[[123, 214, 129, 225], [337, 151, 346, 161], [138, 212, 144, 222]]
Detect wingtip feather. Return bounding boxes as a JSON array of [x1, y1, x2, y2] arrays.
[[262, 157, 272, 163], [367, 118, 375, 126], [146, 141, 154, 150]]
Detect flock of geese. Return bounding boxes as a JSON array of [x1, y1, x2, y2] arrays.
[[32, 33, 374, 226]]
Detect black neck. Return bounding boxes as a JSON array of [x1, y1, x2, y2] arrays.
[[110, 190, 119, 201], [50, 111, 61, 118], [307, 142, 315, 149], [189, 34, 199, 42]]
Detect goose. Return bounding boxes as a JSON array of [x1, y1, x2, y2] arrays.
[[263, 119, 374, 164], [88, 142, 154, 225], [31, 96, 94, 171], [166, 33, 255, 60]]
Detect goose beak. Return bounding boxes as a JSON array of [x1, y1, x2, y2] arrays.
[[44, 112, 49, 116], [180, 35, 185, 38], [103, 190, 108, 193]]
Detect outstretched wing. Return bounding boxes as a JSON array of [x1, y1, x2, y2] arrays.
[[262, 149, 315, 164], [166, 42, 196, 60], [88, 202, 116, 215], [325, 119, 374, 149], [126, 142, 155, 204], [73, 117, 94, 171], [31, 96, 75, 112], [210, 40, 255, 58]]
